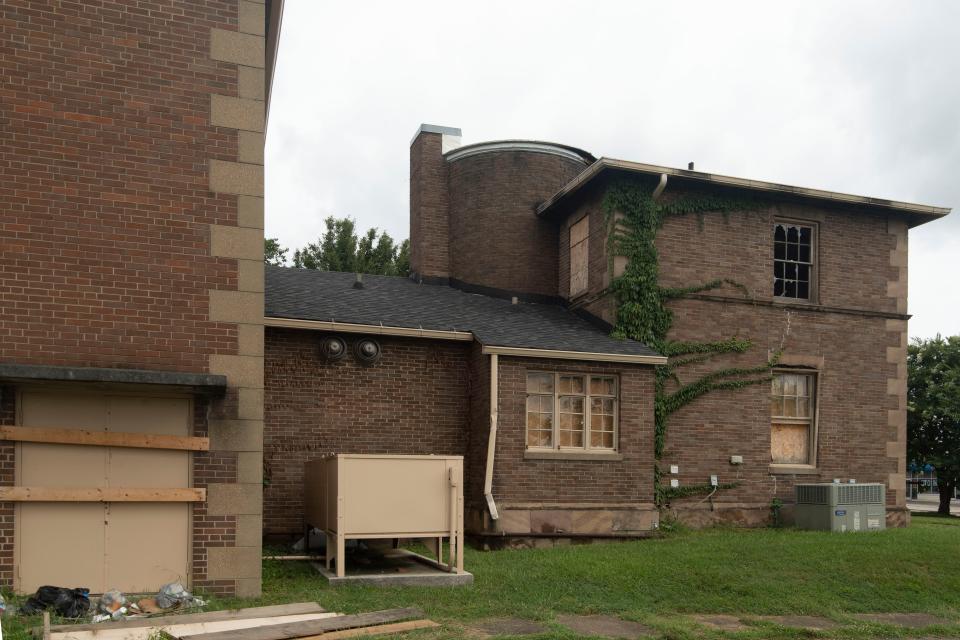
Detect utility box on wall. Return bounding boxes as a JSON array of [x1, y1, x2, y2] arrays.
[[794, 483, 886, 532]]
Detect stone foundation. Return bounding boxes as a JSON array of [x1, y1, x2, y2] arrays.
[[468, 504, 659, 538]]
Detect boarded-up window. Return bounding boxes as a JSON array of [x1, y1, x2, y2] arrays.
[[569, 216, 589, 296], [526, 372, 617, 451], [771, 372, 816, 465]]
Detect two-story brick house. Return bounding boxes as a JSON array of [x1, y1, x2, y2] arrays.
[[263, 125, 950, 544]]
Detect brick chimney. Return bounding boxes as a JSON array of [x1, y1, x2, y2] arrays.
[[409, 124, 461, 282]]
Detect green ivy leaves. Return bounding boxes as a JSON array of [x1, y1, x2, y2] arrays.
[[601, 178, 777, 505]]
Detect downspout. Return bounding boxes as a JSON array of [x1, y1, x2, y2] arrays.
[[483, 353, 500, 520], [652, 173, 668, 200]]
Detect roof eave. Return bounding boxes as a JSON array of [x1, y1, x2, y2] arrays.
[[264, 315, 665, 364], [537, 158, 951, 226]]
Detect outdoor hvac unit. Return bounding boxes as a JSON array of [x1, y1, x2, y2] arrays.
[[794, 483, 886, 532], [304, 454, 464, 577]]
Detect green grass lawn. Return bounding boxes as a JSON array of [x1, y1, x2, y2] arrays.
[[6, 515, 960, 639]]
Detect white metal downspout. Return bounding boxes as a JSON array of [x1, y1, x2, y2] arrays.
[[483, 353, 500, 520], [652, 173, 668, 200]]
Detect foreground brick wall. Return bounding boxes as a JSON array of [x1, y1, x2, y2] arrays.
[[263, 329, 471, 538], [1, 0, 242, 371], [0, 388, 14, 586], [1, 0, 266, 594], [563, 180, 910, 525]]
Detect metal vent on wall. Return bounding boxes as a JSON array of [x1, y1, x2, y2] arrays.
[[796, 485, 829, 505], [838, 484, 883, 505]]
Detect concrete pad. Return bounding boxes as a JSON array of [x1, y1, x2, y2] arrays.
[[471, 618, 549, 637], [556, 614, 654, 638], [852, 613, 949, 628], [691, 614, 749, 631], [311, 549, 473, 587], [757, 615, 840, 630]]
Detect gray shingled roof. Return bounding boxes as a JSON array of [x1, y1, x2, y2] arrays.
[[265, 266, 661, 358]]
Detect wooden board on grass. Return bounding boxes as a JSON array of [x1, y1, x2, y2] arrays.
[[178, 608, 425, 640], [49, 602, 326, 633], [52, 613, 339, 640]]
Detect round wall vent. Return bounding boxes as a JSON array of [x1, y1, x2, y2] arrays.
[[354, 338, 382, 365], [320, 335, 348, 362]]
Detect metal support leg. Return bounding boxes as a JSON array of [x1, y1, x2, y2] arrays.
[[336, 532, 346, 578]]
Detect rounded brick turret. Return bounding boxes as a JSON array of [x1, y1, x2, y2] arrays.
[[445, 141, 592, 298]]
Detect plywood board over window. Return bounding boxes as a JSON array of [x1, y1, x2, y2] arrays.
[[569, 215, 589, 297], [771, 372, 817, 466], [15, 391, 192, 594]]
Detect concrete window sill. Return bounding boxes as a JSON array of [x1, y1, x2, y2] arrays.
[[524, 450, 623, 462], [769, 464, 819, 475]]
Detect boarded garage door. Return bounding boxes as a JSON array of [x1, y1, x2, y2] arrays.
[[15, 391, 191, 594]]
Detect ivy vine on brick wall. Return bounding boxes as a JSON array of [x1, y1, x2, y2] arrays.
[[601, 178, 780, 505]]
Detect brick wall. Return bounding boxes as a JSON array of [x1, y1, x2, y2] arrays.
[[266, 331, 660, 539], [0, 388, 14, 586], [409, 131, 451, 280], [446, 151, 585, 298], [464, 350, 658, 537], [1, 0, 266, 595], [191, 395, 239, 596], [263, 328, 472, 538], [488, 355, 655, 503], [1, 0, 242, 371], [561, 178, 911, 525]]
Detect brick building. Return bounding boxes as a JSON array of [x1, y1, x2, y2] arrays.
[[263, 125, 950, 545], [0, 0, 952, 595], [0, 0, 284, 596]]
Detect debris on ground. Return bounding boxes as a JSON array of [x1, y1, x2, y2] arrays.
[[19, 585, 91, 618], [93, 588, 127, 621], [155, 581, 205, 610]]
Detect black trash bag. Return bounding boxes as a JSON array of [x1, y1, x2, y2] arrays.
[[53, 587, 91, 618], [20, 586, 90, 618]]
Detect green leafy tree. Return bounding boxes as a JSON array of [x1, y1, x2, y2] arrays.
[[292, 216, 409, 276], [264, 238, 288, 266], [908, 335, 960, 515], [395, 238, 410, 277]]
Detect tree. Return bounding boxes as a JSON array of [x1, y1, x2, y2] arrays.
[[907, 335, 960, 515], [293, 216, 409, 276], [264, 238, 288, 266]]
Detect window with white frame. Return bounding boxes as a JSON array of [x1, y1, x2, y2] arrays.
[[526, 372, 618, 451], [770, 372, 816, 465]]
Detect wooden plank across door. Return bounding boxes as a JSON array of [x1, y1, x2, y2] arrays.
[[0, 425, 209, 451], [0, 487, 205, 502]]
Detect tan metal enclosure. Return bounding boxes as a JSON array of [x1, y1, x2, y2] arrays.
[[304, 454, 464, 578], [14, 390, 192, 593]]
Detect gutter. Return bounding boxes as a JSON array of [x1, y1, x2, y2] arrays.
[[483, 353, 500, 520], [263, 317, 473, 341], [481, 345, 667, 366]]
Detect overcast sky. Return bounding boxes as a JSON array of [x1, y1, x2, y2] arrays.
[[265, 1, 959, 340]]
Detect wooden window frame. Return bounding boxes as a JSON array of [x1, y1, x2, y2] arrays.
[[770, 369, 820, 470], [525, 371, 619, 453], [569, 215, 589, 298], [773, 220, 818, 304]]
